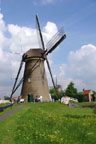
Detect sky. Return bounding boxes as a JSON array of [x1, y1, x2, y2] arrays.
[[0, 0, 96, 97]]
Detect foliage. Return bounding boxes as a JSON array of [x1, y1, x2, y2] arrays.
[[65, 82, 78, 98], [0, 102, 96, 144], [94, 93, 96, 101], [50, 88, 56, 96], [77, 92, 85, 102], [50, 88, 64, 100], [57, 91, 65, 99], [4, 96, 10, 100]]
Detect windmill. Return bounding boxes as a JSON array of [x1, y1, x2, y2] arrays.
[[10, 15, 66, 102]]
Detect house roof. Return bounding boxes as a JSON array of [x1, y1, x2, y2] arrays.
[[82, 90, 91, 95]]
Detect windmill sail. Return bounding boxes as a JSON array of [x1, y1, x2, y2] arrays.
[[36, 15, 57, 93], [36, 15, 45, 50], [46, 27, 66, 55], [10, 59, 23, 100]]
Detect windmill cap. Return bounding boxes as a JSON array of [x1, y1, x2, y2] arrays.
[[22, 48, 46, 61]]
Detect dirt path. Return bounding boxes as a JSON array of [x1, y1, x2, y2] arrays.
[[0, 105, 24, 122], [69, 102, 82, 108]]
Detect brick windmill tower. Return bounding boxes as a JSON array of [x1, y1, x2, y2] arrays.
[[10, 15, 66, 102]]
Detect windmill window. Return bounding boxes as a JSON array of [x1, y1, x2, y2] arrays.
[[28, 78, 31, 83]]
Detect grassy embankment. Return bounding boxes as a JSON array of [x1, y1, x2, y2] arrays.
[[0, 103, 10, 107], [0, 102, 96, 144], [0, 104, 6, 106]]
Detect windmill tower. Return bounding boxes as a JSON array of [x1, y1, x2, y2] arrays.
[[10, 15, 66, 102], [21, 49, 50, 101]]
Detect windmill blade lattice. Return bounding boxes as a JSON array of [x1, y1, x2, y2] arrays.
[[46, 27, 66, 55]]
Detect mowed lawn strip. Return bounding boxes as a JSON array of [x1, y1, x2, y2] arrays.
[[0, 102, 96, 144], [0, 104, 21, 116], [0, 103, 30, 144], [0, 105, 24, 122]]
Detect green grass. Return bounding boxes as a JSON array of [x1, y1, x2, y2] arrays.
[[0, 103, 10, 106], [0, 102, 96, 144], [70, 100, 96, 106]]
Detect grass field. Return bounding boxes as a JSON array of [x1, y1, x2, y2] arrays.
[[0, 102, 96, 144]]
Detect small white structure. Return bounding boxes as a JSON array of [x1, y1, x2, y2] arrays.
[[0, 100, 11, 104], [49, 93, 52, 102], [20, 99, 24, 103], [70, 97, 78, 102], [61, 96, 70, 104], [61, 96, 78, 105]]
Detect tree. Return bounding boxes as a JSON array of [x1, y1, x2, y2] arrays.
[[65, 82, 78, 98], [50, 88, 56, 96]]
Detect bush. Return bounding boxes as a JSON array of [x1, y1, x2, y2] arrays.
[[77, 93, 85, 102]]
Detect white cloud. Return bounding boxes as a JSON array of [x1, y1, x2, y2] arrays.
[[8, 25, 39, 53], [55, 64, 73, 90], [69, 44, 96, 90], [43, 21, 58, 44], [0, 13, 6, 31], [33, 0, 54, 5], [56, 44, 96, 91], [40, 0, 54, 4]]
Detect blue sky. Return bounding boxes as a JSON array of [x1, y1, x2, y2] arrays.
[[0, 0, 96, 96]]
